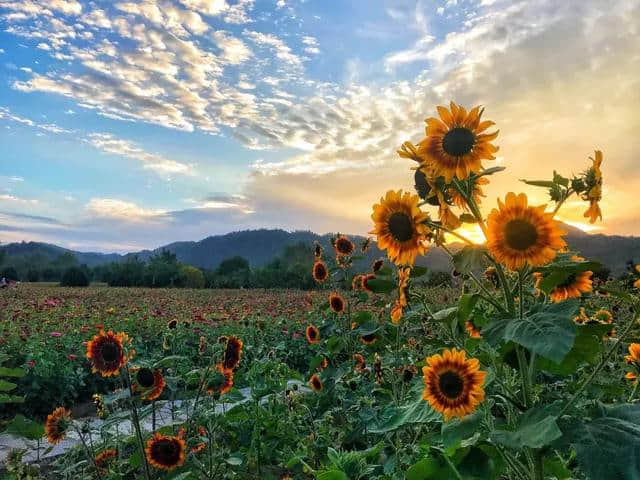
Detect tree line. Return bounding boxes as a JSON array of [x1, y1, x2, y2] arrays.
[[0, 242, 317, 289]]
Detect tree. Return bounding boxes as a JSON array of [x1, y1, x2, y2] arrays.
[[216, 256, 250, 276], [1, 266, 19, 281], [145, 250, 180, 287], [178, 265, 205, 289], [26, 269, 40, 282], [60, 266, 89, 287]]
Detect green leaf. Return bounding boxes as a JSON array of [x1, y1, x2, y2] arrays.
[[351, 311, 372, 325], [317, 471, 348, 480], [537, 260, 601, 293], [406, 457, 440, 480], [153, 355, 187, 368], [459, 213, 477, 223], [431, 307, 458, 322], [561, 404, 640, 480], [452, 246, 487, 274], [479, 166, 506, 176], [4, 415, 45, 440], [411, 266, 428, 278], [369, 397, 439, 433], [225, 456, 242, 466], [553, 171, 569, 187], [0, 380, 17, 392], [521, 179, 556, 188], [0, 367, 26, 378], [537, 323, 610, 375], [0, 394, 25, 403], [503, 301, 578, 363], [441, 410, 483, 450], [364, 278, 396, 294], [376, 267, 392, 276], [457, 294, 480, 324], [491, 406, 562, 449]]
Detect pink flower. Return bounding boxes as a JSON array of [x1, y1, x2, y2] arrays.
[[50, 332, 62, 337], [68, 354, 77, 361], [27, 360, 35, 368]]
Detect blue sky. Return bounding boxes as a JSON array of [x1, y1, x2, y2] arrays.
[[0, 0, 639, 252]]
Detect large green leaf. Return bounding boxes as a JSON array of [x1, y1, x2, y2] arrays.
[[365, 278, 396, 294], [406, 457, 439, 480], [536, 259, 601, 293], [0, 367, 26, 377], [503, 301, 578, 363], [491, 405, 562, 449], [369, 397, 439, 434], [452, 246, 487, 274], [317, 471, 348, 480], [561, 404, 640, 480], [441, 410, 483, 450], [0, 380, 17, 392], [537, 323, 610, 375], [4, 415, 45, 440]]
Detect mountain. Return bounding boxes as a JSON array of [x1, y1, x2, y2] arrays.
[[1, 227, 638, 275]]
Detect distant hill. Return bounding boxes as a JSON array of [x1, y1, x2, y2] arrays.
[[1, 227, 638, 275]]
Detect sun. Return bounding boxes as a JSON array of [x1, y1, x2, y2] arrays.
[[445, 224, 487, 244]]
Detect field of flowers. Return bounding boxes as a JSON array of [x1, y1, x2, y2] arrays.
[[2, 102, 640, 480]]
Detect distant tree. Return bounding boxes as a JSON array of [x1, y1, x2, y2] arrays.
[[145, 250, 180, 287], [0, 247, 6, 267], [178, 265, 205, 289], [1, 266, 19, 281], [592, 265, 611, 282], [42, 267, 60, 282], [60, 266, 89, 287], [216, 256, 250, 276], [426, 271, 453, 288], [26, 269, 40, 282], [108, 257, 145, 287]]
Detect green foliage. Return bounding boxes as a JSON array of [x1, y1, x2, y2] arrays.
[[60, 266, 89, 287]]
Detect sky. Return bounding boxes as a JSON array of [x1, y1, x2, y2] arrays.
[[0, 0, 638, 253]]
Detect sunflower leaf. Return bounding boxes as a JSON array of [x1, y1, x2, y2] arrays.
[[4, 415, 44, 440], [365, 278, 396, 294], [452, 246, 487, 274]]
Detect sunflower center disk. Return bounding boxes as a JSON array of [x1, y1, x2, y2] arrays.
[[100, 342, 120, 363], [388, 212, 414, 242], [438, 370, 464, 399], [442, 127, 475, 157], [137, 368, 155, 388], [504, 219, 539, 251], [156, 440, 179, 464]]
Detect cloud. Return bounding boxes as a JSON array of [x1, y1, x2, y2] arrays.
[[87, 133, 192, 175], [85, 198, 167, 221], [0, 106, 72, 134], [212, 30, 252, 64], [244, 30, 303, 66]]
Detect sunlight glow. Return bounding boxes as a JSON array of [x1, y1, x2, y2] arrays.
[[444, 224, 487, 245]]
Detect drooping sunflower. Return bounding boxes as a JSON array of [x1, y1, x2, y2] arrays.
[[145, 433, 186, 471], [312, 260, 329, 283], [417, 102, 499, 183], [634, 264, 640, 288], [625, 343, 640, 367], [361, 273, 376, 292], [86, 330, 129, 377], [465, 321, 482, 339], [592, 309, 613, 324], [329, 292, 346, 314], [45, 407, 71, 445], [207, 363, 234, 396], [95, 448, 117, 472], [352, 274, 365, 291], [486, 193, 567, 271], [422, 348, 486, 420], [305, 324, 320, 344], [314, 241, 323, 258], [370, 190, 431, 266], [398, 267, 410, 307], [353, 353, 367, 373], [309, 374, 323, 393], [223, 336, 243, 370], [360, 333, 378, 345], [372, 259, 385, 273], [549, 271, 593, 303], [334, 235, 355, 256], [390, 300, 403, 324], [167, 319, 178, 329], [361, 237, 372, 253], [448, 176, 489, 210], [137, 368, 166, 401], [582, 150, 603, 223]]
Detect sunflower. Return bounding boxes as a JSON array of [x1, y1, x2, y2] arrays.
[[361, 237, 372, 253], [207, 364, 234, 396], [592, 309, 613, 324], [360, 333, 378, 345], [305, 324, 320, 344], [549, 271, 593, 303], [309, 374, 323, 393], [625, 343, 640, 366], [95, 448, 117, 473], [416, 102, 499, 183], [312, 260, 329, 283], [422, 348, 486, 420], [372, 259, 384, 273], [86, 330, 129, 377], [398, 267, 410, 307], [486, 192, 567, 271], [353, 353, 366, 373], [223, 336, 243, 370], [92, 393, 107, 419], [352, 274, 365, 291], [582, 150, 603, 223], [145, 433, 186, 471], [45, 407, 71, 445], [314, 242, 323, 258], [334, 235, 355, 256], [329, 292, 346, 314], [370, 190, 431, 266], [449, 176, 489, 211], [167, 319, 178, 329], [390, 300, 403, 324], [573, 307, 590, 324], [465, 321, 482, 339], [138, 368, 166, 401]]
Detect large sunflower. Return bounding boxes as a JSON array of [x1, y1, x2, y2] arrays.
[[549, 271, 593, 303], [334, 235, 355, 256], [370, 190, 431, 266], [417, 102, 499, 183], [207, 364, 234, 396], [45, 407, 71, 445], [136, 368, 166, 401], [486, 193, 566, 271], [222, 336, 243, 370], [329, 292, 346, 314], [95, 448, 117, 474], [145, 433, 186, 471], [422, 348, 486, 420], [86, 330, 129, 377], [312, 260, 329, 283], [305, 324, 320, 344]]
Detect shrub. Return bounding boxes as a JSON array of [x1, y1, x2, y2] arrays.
[[1, 266, 19, 281], [60, 267, 89, 287]]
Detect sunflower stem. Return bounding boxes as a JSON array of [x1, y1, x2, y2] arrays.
[[123, 366, 152, 480], [559, 307, 640, 417], [629, 380, 640, 402]]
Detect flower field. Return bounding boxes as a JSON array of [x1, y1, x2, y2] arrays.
[[2, 102, 640, 480]]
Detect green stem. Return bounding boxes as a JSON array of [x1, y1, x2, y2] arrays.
[[559, 309, 639, 417], [124, 367, 152, 480], [629, 379, 640, 402]]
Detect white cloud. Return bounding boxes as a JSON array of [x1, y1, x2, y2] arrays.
[[212, 30, 252, 64], [245, 30, 302, 66], [87, 133, 192, 175], [85, 198, 166, 221], [36, 42, 51, 51]]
